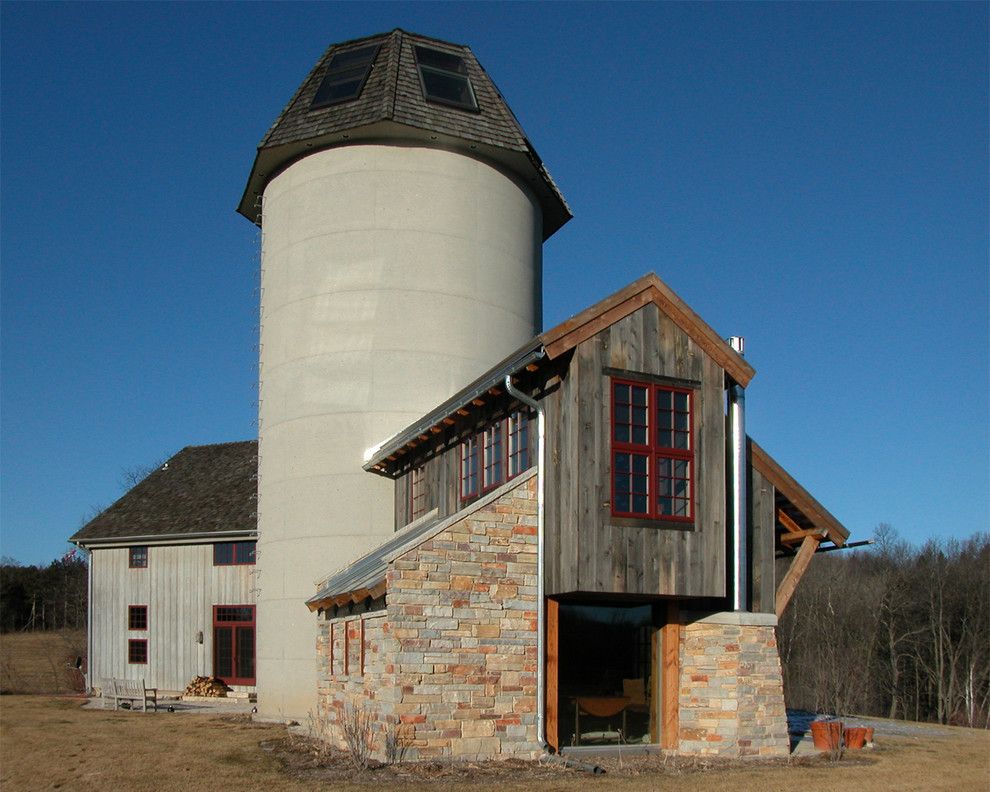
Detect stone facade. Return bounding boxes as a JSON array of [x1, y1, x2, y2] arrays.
[[677, 612, 789, 757], [316, 473, 540, 760]]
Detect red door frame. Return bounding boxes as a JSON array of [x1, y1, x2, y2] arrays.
[[212, 605, 256, 685]]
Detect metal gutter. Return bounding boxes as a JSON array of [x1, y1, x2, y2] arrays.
[[503, 368, 548, 751], [85, 547, 93, 695], [72, 529, 257, 548], [364, 338, 546, 472]]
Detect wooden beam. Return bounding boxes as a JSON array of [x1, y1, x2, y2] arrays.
[[779, 527, 826, 545], [660, 602, 680, 750], [776, 509, 803, 535], [546, 598, 560, 752], [775, 534, 821, 617]]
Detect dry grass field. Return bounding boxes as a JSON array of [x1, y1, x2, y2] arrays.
[[0, 695, 987, 792], [0, 630, 86, 694]]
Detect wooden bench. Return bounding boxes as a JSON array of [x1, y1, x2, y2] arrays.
[[101, 678, 158, 711]]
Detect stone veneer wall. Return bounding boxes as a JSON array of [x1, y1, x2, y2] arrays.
[[316, 472, 540, 760], [678, 612, 789, 757]]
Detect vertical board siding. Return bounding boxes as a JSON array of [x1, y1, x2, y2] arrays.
[[90, 544, 256, 691], [748, 464, 776, 614], [545, 303, 727, 598]]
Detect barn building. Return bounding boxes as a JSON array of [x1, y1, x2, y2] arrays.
[[71, 29, 850, 758], [306, 274, 848, 758], [70, 442, 258, 693]]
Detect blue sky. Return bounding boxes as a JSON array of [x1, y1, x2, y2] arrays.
[[2, 2, 987, 565]]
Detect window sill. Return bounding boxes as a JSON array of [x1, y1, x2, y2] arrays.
[[609, 516, 696, 532]]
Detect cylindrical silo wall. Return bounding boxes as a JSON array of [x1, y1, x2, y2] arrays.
[[256, 144, 543, 719]]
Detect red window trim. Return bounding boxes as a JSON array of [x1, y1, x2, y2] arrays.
[[213, 541, 256, 566], [460, 411, 532, 502], [610, 377, 696, 523], [128, 605, 148, 631], [128, 638, 148, 664], [410, 465, 427, 521], [128, 546, 148, 568], [212, 605, 256, 686]]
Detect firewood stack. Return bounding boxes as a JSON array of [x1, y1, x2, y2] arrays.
[[183, 676, 232, 697]]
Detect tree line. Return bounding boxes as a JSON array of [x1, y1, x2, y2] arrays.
[[778, 526, 989, 727], [0, 551, 88, 633]]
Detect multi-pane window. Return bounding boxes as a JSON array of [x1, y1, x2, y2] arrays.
[[460, 435, 480, 499], [128, 546, 148, 568], [310, 42, 381, 109], [482, 424, 503, 491], [213, 605, 255, 686], [507, 412, 529, 477], [410, 466, 428, 521], [128, 639, 147, 664], [460, 411, 532, 500], [414, 45, 478, 111], [611, 379, 694, 522], [128, 605, 148, 631], [213, 541, 256, 566]]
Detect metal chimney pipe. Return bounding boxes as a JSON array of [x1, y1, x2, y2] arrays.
[[728, 336, 748, 612]]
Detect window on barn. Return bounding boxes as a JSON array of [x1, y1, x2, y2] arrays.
[[611, 379, 694, 522], [507, 411, 530, 477], [310, 42, 381, 109], [414, 45, 478, 111], [128, 605, 148, 631], [128, 639, 147, 664], [410, 466, 428, 521], [460, 434, 479, 499], [460, 411, 533, 502], [213, 605, 255, 686], [128, 546, 148, 568], [213, 541, 256, 566]]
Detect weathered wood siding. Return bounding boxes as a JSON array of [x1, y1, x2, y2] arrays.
[[544, 302, 727, 598], [748, 462, 776, 614], [89, 543, 256, 692], [394, 414, 536, 529]]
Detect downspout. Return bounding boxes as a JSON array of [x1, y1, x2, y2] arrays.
[[504, 368, 547, 750], [727, 337, 747, 612]]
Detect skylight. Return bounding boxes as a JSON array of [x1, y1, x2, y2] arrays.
[[310, 42, 381, 109], [414, 45, 478, 111]]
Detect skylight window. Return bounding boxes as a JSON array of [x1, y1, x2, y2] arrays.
[[310, 42, 380, 109], [414, 45, 478, 111]]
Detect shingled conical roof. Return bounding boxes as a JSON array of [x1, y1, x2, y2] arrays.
[[238, 29, 571, 239]]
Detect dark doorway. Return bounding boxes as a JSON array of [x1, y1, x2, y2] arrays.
[[553, 601, 658, 747], [213, 605, 256, 685]]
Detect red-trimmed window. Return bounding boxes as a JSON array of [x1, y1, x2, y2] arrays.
[[482, 424, 503, 491], [213, 541, 256, 566], [128, 639, 147, 664], [611, 379, 694, 522], [129, 546, 148, 568], [213, 605, 255, 686], [128, 605, 148, 631], [460, 411, 532, 501], [507, 412, 530, 478], [410, 466, 428, 521], [460, 434, 480, 499]]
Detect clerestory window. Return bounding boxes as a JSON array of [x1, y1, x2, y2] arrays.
[[310, 42, 381, 109], [460, 411, 532, 500], [611, 379, 694, 522], [414, 45, 478, 111]]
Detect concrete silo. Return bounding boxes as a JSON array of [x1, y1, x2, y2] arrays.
[[238, 30, 570, 719]]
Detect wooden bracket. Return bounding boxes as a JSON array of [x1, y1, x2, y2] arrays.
[[775, 534, 822, 617]]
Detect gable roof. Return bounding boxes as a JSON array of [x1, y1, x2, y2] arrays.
[[364, 272, 753, 475], [238, 29, 571, 239], [750, 439, 849, 546], [69, 441, 257, 545]]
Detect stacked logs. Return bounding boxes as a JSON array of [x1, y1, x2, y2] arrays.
[[184, 676, 231, 697]]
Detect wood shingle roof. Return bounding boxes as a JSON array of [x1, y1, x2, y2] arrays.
[[70, 441, 257, 545], [238, 29, 571, 239]]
